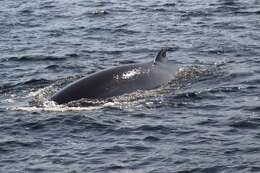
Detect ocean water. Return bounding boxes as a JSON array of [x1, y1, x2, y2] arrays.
[[1, 0, 260, 172]]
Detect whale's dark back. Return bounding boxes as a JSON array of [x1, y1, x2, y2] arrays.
[[52, 49, 177, 104], [52, 62, 174, 104]]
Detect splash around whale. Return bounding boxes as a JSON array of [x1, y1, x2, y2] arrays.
[[51, 48, 178, 104]]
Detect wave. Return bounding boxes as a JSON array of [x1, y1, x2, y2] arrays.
[[2, 55, 66, 62], [0, 79, 51, 94]]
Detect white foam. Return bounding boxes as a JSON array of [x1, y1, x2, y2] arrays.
[[11, 105, 102, 112], [10, 99, 119, 112]]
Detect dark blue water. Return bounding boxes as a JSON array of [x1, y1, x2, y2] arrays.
[[1, 0, 260, 172]]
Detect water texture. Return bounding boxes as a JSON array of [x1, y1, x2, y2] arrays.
[[1, 0, 260, 172]]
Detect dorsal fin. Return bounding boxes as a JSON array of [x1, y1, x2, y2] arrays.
[[154, 48, 169, 63]]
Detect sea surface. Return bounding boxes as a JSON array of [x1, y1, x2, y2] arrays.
[[1, 0, 260, 172]]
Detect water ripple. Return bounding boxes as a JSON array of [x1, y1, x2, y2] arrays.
[[1, 0, 260, 172]]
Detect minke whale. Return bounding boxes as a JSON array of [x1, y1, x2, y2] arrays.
[[51, 48, 178, 104]]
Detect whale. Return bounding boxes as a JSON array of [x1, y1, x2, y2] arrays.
[[51, 48, 178, 104]]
